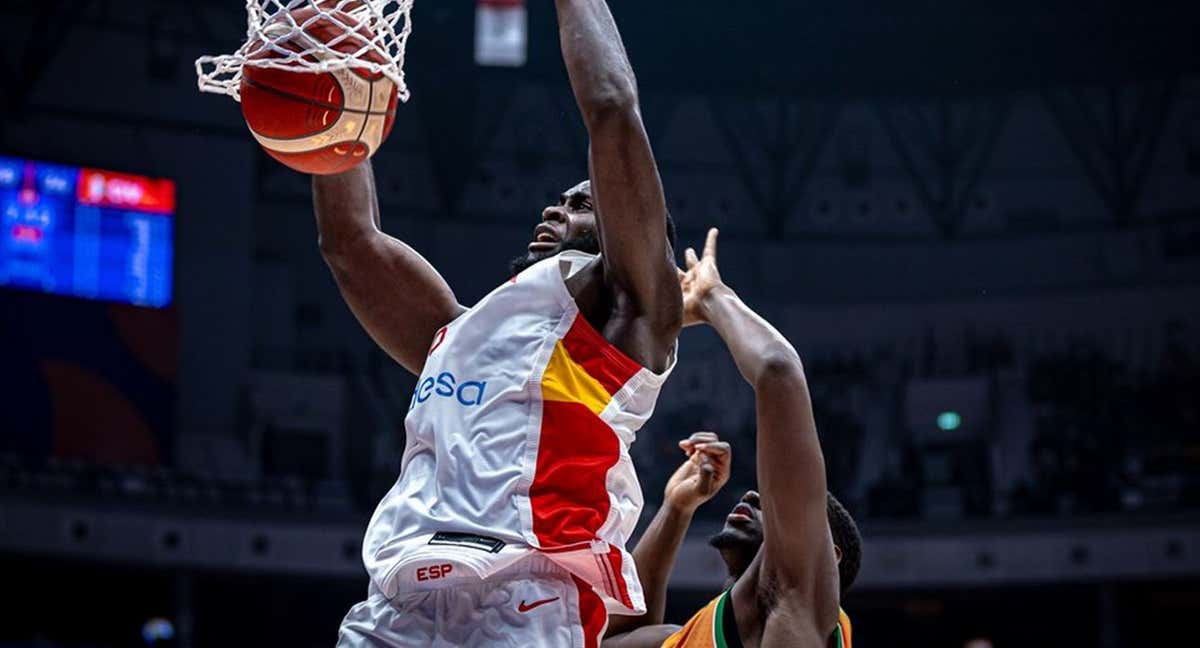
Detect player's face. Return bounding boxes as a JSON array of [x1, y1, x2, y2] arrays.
[[713, 490, 847, 591], [528, 180, 597, 256], [708, 489, 765, 579], [510, 181, 599, 275], [721, 489, 765, 546]]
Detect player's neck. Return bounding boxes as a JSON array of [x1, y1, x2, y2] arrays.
[[719, 547, 755, 583]]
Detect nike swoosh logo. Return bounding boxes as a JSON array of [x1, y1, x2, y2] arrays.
[[517, 597, 560, 613]]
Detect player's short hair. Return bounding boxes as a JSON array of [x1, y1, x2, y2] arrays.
[[827, 493, 862, 600]]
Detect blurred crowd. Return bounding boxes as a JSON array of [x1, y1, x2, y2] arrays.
[[3, 322, 1197, 530], [635, 320, 1200, 526]]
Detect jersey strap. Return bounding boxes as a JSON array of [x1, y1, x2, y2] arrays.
[[834, 608, 852, 648], [713, 589, 744, 648]]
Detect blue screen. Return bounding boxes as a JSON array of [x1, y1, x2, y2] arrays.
[[0, 156, 174, 307]]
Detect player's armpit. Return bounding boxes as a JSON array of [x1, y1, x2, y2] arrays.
[[757, 595, 831, 648]]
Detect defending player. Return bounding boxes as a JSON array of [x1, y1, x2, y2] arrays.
[[317, 1, 680, 645], [604, 229, 861, 648]]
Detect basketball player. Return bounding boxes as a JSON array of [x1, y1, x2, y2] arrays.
[[604, 229, 861, 648], [315, 1, 680, 646]]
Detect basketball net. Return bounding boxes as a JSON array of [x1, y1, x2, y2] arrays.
[[195, 0, 415, 102]]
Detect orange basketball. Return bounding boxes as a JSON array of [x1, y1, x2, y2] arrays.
[[239, 7, 398, 175]]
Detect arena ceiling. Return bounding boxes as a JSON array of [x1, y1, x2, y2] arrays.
[[2, 0, 1197, 103], [518, 0, 1198, 98]]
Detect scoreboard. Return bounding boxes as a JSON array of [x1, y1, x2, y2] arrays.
[[0, 156, 174, 308]]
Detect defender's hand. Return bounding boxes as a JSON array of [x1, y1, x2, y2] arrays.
[[678, 228, 725, 327], [664, 431, 732, 514]]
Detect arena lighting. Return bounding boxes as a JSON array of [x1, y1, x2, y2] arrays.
[[476, 0, 527, 67], [141, 618, 175, 644], [937, 411, 962, 431]]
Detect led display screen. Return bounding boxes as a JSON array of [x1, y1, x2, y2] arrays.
[[0, 156, 174, 307]]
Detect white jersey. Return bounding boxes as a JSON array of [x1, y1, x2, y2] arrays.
[[363, 251, 675, 614]]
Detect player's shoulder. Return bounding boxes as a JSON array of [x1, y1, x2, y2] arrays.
[[731, 561, 840, 648]]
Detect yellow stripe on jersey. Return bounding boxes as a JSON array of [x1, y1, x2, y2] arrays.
[[541, 340, 613, 414]]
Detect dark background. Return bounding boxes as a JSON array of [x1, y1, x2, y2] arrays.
[[2, 1, 1200, 646]]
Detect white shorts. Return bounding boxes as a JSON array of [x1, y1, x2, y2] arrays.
[[337, 556, 609, 648]]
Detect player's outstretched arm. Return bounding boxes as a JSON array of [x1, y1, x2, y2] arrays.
[[606, 432, 731, 641], [683, 229, 840, 647], [554, 0, 681, 371], [314, 162, 466, 375]]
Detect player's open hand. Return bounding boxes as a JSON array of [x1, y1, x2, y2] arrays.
[[664, 431, 732, 514], [678, 228, 725, 327]]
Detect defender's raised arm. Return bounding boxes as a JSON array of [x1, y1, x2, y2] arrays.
[[684, 229, 842, 647], [313, 163, 465, 375], [554, 0, 681, 371]]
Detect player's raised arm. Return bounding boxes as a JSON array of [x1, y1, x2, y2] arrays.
[[554, 0, 681, 370], [314, 162, 466, 375], [683, 229, 841, 646]]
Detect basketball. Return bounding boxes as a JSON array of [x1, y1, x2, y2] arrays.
[[239, 6, 398, 175]]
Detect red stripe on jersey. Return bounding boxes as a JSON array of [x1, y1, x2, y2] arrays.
[[604, 543, 634, 609], [560, 313, 642, 397], [572, 575, 609, 648], [530, 400, 619, 546]]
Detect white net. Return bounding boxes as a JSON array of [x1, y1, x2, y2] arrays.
[[195, 0, 414, 102]]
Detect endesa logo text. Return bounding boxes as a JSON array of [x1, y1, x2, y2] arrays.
[[409, 372, 488, 410]]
